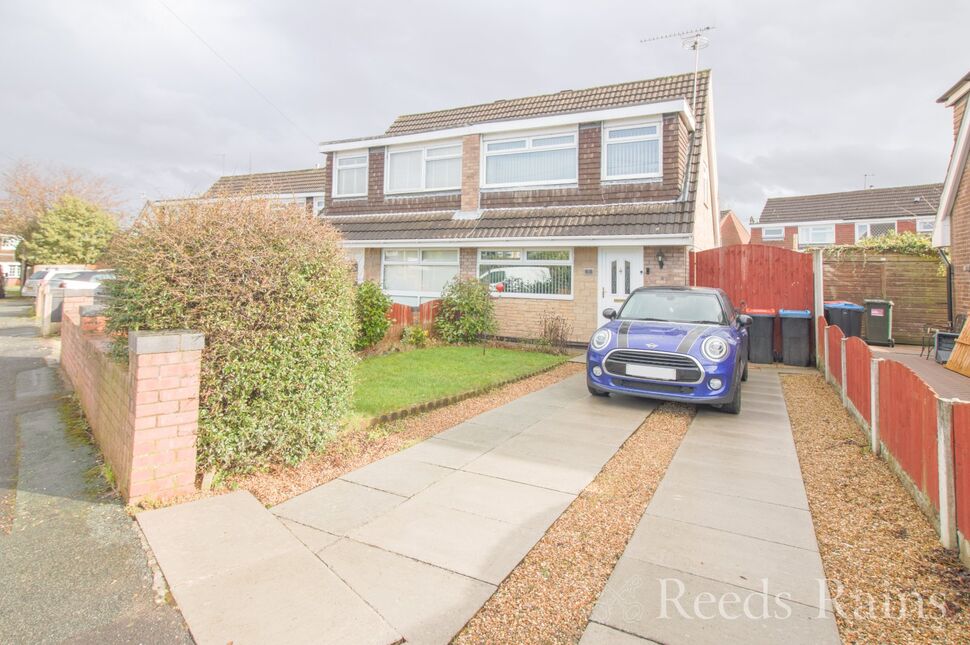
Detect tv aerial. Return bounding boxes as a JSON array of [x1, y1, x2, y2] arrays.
[[641, 26, 714, 114]]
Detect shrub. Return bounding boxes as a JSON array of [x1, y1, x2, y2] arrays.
[[436, 277, 497, 344], [20, 195, 117, 265], [355, 281, 391, 350], [103, 195, 357, 472], [401, 324, 429, 347], [539, 313, 572, 354]]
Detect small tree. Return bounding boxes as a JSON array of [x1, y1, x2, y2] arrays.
[[354, 280, 392, 350], [19, 196, 117, 265], [436, 278, 497, 344]]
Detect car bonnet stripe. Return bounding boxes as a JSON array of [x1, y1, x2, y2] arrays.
[[675, 325, 712, 354], [618, 321, 633, 348]]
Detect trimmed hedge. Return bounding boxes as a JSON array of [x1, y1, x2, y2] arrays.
[[354, 280, 391, 350], [103, 195, 357, 472], [435, 277, 497, 344]]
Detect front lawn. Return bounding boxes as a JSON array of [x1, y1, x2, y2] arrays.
[[353, 345, 569, 417]]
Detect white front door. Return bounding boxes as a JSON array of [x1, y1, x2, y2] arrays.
[[598, 247, 644, 323]]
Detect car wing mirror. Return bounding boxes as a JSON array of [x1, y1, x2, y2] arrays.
[[737, 314, 753, 328], [602, 308, 617, 320]]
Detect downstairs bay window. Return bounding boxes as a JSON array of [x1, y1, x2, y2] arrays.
[[477, 248, 573, 298], [382, 248, 459, 306]]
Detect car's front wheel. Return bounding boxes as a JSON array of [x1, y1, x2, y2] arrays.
[[741, 359, 749, 382], [587, 382, 610, 397], [720, 383, 742, 414]]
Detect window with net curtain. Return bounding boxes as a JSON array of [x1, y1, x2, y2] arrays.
[[603, 122, 661, 179], [382, 249, 460, 306], [483, 132, 577, 186], [477, 249, 573, 297], [334, 153, 368, 196], [386, 143, 462, 193]]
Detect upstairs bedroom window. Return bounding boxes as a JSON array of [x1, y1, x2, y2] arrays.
[[477, 248, 573, 299], [798, 224, 835, 246], [482, 130, 577, 188], [602, 121, 662, 180], [386, 142, 462, 193], [855, 221, 896, 241], [761, 227, 785, 241], [917, 218, 935, 235], [334, 152, 368, 197]]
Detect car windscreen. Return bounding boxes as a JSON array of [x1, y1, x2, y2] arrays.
[[28, 270, 48, 280], [52, 271, 83, 280], [618, 291, 727, 325]]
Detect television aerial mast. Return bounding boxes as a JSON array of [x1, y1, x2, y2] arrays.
[[641, 26, 713, 115]]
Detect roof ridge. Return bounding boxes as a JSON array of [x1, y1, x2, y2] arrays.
[[387, 69, 710, 127], [765, 182, 945, 203], [213, 168, 326, 181]]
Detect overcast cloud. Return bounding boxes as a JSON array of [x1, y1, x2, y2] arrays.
[[1, 0, 968, 223]]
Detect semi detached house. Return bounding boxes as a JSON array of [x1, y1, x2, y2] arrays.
[[321, 71, 720, 343]]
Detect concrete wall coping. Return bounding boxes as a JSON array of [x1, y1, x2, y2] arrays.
[[79, 304, 107, 318], [128, 330, 205, 354]]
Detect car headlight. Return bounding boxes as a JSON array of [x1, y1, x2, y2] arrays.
[[701, 336, 729, 362], [590, 329, 612, 351]]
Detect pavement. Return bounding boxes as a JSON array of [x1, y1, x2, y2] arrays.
[[138, 374, 656, 645], [581, 370, 841, 644], [0, 297, 192, 643]]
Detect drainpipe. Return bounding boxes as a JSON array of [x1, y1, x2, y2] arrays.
[[939, 249, 953, 328]]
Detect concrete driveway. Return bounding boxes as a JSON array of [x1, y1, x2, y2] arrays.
[[139, 374, 656, 645]]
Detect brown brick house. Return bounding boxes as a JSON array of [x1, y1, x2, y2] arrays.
[[319, 71, 720, 343], [751, 183, 943, 249], [1, 234, 23, 287], [204, 168, 328, 215], [719, 209, 749, 246], [932, 71, 970, 318]]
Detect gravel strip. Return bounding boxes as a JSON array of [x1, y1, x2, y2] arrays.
[[781, 373, 970, 644], [455, 402, 694, 645], [230, 362, 584, 506]]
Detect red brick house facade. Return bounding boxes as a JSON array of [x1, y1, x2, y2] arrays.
[[319, 72, 720, 343], [751, 183, 941, 250], [932, 71, 970, 319], [1, 234, 22, 287], [719, 210, 749, 246]]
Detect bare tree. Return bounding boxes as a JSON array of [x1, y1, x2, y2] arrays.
[[0, 160, 122, 239]]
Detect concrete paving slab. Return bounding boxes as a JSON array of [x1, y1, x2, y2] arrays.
[[646, 482, 820, 551], [464, 444, 604, 494], [414, 470, 574, 528], [434, 420, 521, 449], [319, 538, 496, 645], [520, 416, 636, 448], [278, 518, 341, 554], [349, 497, 544, 584], [14, 366, 59, 399], [340, 452, 453, 497], [624, 509, 828, 610], [588, 557, 839, 645], [661, 457, 810, 509], [580, 621, 656, 644], [678, 428, 796, 456], [464, 407, 544, 432], [671, 440, 802, 480], [272, 479, 405, 535], [394, 436, 491, 469], [138, 491, 399, 645]]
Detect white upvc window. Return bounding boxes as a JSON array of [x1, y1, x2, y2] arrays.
[[482, 129, 578, 188], [333, 151, 368, 197], [855, 220, 896, 242], [477, 248, 573, 299], [798, 224, 835, 246], [3, 262, 21, 279], [1, 236, 19, 251], [312, 196, 325, 214], [917, 218, 935, 235], [602, 120, 662, 180], [381, 248, 460, 306], [761, 227, 785, 241], [385, 142, 462, 194]]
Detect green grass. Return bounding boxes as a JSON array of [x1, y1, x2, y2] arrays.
[[353, 345, 568, 417]]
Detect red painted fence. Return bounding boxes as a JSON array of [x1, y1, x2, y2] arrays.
[[879, 360, 940, 510], [955, 403, 970, 543], [844, 336, 872, 423], [690, 244, 814, 313], [817, 316, 827, 370], [826, 325, 845, 385], [387, 300, 441, 334]]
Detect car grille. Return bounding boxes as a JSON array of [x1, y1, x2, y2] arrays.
[[612, 378, 694, 394], [604, 350, 703, 383]]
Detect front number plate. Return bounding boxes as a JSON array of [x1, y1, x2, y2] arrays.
[[625, 364, 677, 380]]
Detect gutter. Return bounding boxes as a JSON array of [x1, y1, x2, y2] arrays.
[[939, 248, 954, 327]]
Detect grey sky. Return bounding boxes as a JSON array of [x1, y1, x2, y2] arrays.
[[1, 0, 968, 223]]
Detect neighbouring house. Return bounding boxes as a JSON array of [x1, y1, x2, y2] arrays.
[[204, 168, 328, 215], [1, 234, 23, 286], [932, 71, 970, 318], [751, 183, 943, 249], [317, 71, 720, 342], [719, 209, 749, 246]]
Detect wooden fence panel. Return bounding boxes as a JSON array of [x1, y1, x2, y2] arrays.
[[418, 300, 441, 327], [690, 244, 814, 313], [954, 402, 970, 541], [879, 360, 940, 510], [827, 325, 845, 385], [388, 303, 413, 326], [844, 336, 873, 423]]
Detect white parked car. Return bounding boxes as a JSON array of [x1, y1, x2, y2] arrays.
[[21, 267, 108, 296], [48, 270, 115, 291]]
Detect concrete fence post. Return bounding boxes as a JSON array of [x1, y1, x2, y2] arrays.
[[840, 336, 848, 406], [938, 397, 958, 550], [870, 357, 881, 456], [823, 327, 831, 384], [813, 249, 824, 366]]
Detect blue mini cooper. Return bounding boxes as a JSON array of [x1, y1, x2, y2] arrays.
[[586, 287, 752, 414]]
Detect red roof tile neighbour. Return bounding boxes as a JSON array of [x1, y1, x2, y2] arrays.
[[758, 184, 943, 225]]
